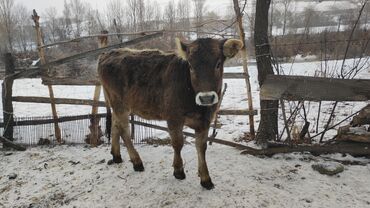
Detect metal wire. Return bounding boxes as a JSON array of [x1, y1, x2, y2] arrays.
[[0, 114, 156, 146]]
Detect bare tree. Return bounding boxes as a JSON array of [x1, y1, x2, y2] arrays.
[[142, 0, 153, 30], [44, 7, 59, 42], [193, 0, 206, 38], [70, 0, 87, 38], [138, 0, 145, 31], [0, 0, 15, 51], [86, 6, 101, 35], [153, 1, 162, 30], [14, 4, 31, 52], [177, 0, 191, 37], [127, 0, 138, 32], [302, 6, 316, 38], [106, 0, 126, 31], [164, 0, 176, 28], [164, 0, 176, 48], [280, 0, 292, 36], [62, 0, 72, 39]]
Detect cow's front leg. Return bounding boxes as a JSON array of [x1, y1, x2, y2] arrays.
[[195, 129, 214, 190], [168, 121, 185, 180]]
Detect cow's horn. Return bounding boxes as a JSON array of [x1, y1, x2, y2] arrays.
[[176, 38, 187, 60]]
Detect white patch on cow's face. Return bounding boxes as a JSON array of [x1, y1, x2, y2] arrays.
[[195, 91, 219, 106]]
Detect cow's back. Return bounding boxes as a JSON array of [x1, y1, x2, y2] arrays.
[[98, 48, 178, 119]]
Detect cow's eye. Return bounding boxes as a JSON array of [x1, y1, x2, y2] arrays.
[[215, 60, 222, 70]]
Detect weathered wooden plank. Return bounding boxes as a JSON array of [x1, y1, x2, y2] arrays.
[[0, 136, 26, 151], [42, 78, 100, 86], [43, 32, 163, 69], [218, 109, 258, 116], [337, 125, 370, 143], [12, 96, 257, 116], [13, 96, 258, 118], [223, 73, 246, 79], [43, 73, 247, 85], [241, 143, 370, 157], [5, 67, 41, 80], [40, 28, 234, 49], [12, 96, 105, 106], [260, 75, 370, 101]]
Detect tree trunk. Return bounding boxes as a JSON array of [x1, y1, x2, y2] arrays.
[[254, 0, 278, 146]]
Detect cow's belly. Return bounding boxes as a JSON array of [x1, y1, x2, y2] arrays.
[[130, 107, 163, 120], [123, 88, 165, 120]]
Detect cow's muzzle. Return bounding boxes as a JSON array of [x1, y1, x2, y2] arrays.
[[195, 91, 219, 106]]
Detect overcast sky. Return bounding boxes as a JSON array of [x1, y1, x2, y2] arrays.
[[16, 0, 233, 17]]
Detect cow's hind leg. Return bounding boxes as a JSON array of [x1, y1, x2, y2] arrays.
[[168, 121, 185, 180], [107, 112, 123, 165], [195, 129, 214, 190], [120, 114, 144, 171]]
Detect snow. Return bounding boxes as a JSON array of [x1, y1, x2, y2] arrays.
[[31, 59, 40, 67], [1, 145, 370, 207]]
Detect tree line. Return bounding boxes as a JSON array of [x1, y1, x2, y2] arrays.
[[0, 0, 368, 60]]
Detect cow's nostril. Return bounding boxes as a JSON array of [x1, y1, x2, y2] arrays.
[[199, 95, 214, 104]]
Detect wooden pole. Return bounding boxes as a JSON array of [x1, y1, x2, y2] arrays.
[[232, 0, 256, 139], [2, 53, 15, 144], [89, 30, 108, 147], [31, 10, 62, 143]]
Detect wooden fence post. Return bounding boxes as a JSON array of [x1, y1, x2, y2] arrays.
[[2, 53, 15, 142], [232, 0, 256, 139], [90, 30, 108, 147], [31, 10, 62, 143]]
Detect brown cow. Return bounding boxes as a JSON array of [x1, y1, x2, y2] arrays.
[[98, 38, 242, 189]]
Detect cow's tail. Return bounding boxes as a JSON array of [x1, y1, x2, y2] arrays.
[[103, 88, 112, 142]]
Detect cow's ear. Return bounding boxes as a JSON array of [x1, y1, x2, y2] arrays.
[[176, 38, 188, 60], [223, 39, 243, 59]]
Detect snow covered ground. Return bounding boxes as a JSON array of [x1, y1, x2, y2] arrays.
[[1, 144, 370, 208]]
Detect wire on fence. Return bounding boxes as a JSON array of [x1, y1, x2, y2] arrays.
[[0, 114, 159, 146]]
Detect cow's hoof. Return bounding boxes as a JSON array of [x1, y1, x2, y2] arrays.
[[201, 180, 215, 190], [173, 169, 186, 180], [133, 163, 144, 172], [107, 156, 123, 165]]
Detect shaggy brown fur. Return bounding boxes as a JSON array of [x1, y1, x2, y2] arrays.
[[98, 38, 242, 190]]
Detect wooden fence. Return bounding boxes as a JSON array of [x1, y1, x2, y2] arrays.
[[1, 10, 257, 148]]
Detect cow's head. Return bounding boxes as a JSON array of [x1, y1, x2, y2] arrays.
[[176, 38, 243, 106]]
